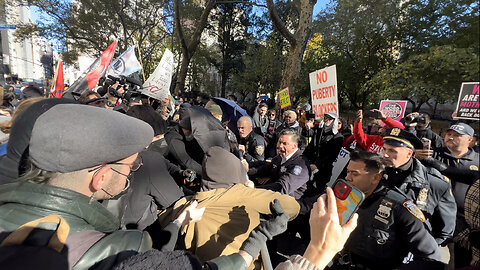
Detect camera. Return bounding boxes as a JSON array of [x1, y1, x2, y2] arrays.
[[98, 75, 144, 104], [405, 114, 426, 124]]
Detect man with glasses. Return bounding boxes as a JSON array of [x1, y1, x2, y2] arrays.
[[0, 104, 156, 269]]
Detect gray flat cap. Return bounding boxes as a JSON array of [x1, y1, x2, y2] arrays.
[[30, 104, 154, 173]]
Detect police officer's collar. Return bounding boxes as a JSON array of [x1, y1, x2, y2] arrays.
[[444, 147, 475, 160], [281, 148, 298, 164], [397, 158, 414, 172]]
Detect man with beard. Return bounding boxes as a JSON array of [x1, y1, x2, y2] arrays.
[[303, 112, 343, 193], [416, 123, 479, 267]]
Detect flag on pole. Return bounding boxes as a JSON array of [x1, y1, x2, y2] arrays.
[[50, 56, 64, 98], [107, 46, 142, 77], [62, 40, 118, 98]]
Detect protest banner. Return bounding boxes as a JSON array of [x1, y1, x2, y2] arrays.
[[141, 49, 174, 101], [455, 82, 479, 121], [309, 65, 338, 119], [379, 100, 408, 124], [327, 147, 350, 186], [278, 87, 291, 109]]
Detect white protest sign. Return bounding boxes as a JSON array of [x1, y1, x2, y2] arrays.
[[142, 49, 174, 101], [309, 65, 339, 119], [327, 148, 351, 186]]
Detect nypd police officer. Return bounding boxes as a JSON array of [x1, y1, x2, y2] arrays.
[[382, 128, 457, 246], [331, 151, 444, 270], [248, 128, 310, 200], [237, 116, 268, 164]]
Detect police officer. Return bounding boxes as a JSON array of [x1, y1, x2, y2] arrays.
[[237, 116, 268, 164], [382, 127, 457, 247], [417, 123, 479, 268], [248, 128, 310, 200], [332, 151, 444, 270]]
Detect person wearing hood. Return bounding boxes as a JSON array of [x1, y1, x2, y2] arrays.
[[164, 107, 231, 184], [303, 111, 344, 193], [157, 146, 300, 269]]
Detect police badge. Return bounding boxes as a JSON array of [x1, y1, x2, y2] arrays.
[[255, 145, 265, 156], [416, 188, 428, 206]]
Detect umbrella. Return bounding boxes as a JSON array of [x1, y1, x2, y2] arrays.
[[211, 97, 251, 136]]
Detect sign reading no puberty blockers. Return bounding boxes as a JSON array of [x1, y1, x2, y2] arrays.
[[455, 82, 479, 121], [309, 65, 339, 119]]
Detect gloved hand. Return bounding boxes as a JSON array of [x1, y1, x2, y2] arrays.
[[421, 158, 448, 172], [240, 199, 290, 258], [182, 169, 196, 182]]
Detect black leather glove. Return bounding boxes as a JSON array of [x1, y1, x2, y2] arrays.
[[421, 158, 448, 172], [240, 199, 289, 258], [182, 169, 196, 182]]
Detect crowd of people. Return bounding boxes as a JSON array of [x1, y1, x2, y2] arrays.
[[0, 82, 478, 270]]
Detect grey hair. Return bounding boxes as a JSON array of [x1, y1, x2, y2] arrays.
[[278, 128, 300, 144]]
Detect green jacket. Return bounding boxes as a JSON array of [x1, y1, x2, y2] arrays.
[[0, 182, 151, 270]]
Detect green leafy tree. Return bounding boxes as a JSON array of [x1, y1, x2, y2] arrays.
[[312, 0, 408, 109], [367, 45, 479, 112]]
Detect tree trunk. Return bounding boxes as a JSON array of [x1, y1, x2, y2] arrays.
[[173, 0, 216, 95], [267, 0, 316, 96]]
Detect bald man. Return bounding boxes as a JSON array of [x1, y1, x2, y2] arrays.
[[237, 116, 268, 164]]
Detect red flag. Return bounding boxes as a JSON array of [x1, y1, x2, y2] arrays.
[[63, 40, 118, 98], [50, 58, 64, 98]]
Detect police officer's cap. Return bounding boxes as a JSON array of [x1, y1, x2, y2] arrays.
[[383, 128, 423, 150]]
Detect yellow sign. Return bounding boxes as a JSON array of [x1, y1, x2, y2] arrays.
[[279, 88, 291, 109]]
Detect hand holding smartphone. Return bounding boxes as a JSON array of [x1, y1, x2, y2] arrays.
[[332, 179, 365, 225]]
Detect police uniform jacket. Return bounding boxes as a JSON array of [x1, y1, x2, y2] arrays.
[[341, 183, 443, 269], [239, 131, 268, 164], [386, 158, 456, 245], [248, 149, 310, 200], [431, 147, 479, 235]]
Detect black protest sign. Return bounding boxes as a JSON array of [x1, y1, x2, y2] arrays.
[[455, 82, 479, 121]]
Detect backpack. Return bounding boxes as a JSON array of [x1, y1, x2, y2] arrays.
[[0, 215, 70, 269]]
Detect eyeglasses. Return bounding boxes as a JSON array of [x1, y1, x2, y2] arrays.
[[268, 114, 275, 117], [109, 156, 143, 172], [88, 156, 143, 175]]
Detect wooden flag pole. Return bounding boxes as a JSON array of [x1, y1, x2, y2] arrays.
[[134, 39, 146, 82]]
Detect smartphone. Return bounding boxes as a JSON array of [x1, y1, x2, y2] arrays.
[[421, 138, 431, 150], [332, 179, 365, 225], [364, 110, 380, 119]]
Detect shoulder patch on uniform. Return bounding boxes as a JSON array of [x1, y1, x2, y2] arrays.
[[292, 165, 303, 176], [403, 201, 426, 222], [443, 176, 450, 183], [255, 145, 265, 156], [470, 165, 479, 171]]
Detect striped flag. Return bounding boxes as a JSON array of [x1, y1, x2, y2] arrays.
[[63, 40, 117, 98]]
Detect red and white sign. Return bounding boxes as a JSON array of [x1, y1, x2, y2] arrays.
[[309, 65, 338, 119]]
